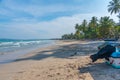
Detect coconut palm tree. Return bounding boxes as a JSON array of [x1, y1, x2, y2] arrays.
[[81, 20, 88, 38], [108, 0, 120, 14], [108, 0, 120, 24], [99, 16, 115, 38], [75, 24, 79, 31], [81, 19, 87, 32], [89, 17, 98, 27], [88, 17, 98, 38]]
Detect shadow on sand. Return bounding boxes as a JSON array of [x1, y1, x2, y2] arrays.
[[15, 43, 98, 62], [14, 42, 120, 80], [79, 62, 119, 80]]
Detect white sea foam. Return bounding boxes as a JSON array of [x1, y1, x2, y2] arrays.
[[0, 40, 54, 64], [0, 40, 43, 48]]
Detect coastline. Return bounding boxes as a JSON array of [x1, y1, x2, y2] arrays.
[[0, 40, 119, 80], [0, 40, 55, 64]]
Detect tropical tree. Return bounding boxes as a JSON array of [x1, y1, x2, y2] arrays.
[[99, 16, 115, 38], [108, 0, 120, 23], [75, 20, 87, 32], [74, 30, 82, 39], [81, 19, 87, 31], [114, 26, 120, 38], [88, 16, 98, 38], [62, 33, 75, 40], [108, 0, 120, 14], [61, 16, 117, 40], [80, 19, 88, 38], [75, 24, 80, 31], [74, 24, 81, 39]]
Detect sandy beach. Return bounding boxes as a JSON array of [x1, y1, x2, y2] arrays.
[[0, 40, 120, 80]]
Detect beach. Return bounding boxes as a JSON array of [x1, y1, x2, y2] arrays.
[[0, 40, 120, 80]]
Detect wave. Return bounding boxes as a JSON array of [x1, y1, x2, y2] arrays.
[[0, 40, 43, 48], [0, 39, 53, 53]]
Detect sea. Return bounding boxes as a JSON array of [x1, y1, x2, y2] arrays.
[[0, 39, 54, 64]]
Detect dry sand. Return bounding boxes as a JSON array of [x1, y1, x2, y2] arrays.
[[0, 40, 120, 80]]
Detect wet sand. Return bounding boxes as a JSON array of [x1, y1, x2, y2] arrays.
[[0, 40, 120, 80]]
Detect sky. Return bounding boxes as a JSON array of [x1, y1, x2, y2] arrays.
[[0, 0, 118, 39]]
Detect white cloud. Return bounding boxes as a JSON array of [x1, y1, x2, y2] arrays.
[[1, 0, 84, 17], [0, 12, 118, 39], [0, 0, 119, 39]]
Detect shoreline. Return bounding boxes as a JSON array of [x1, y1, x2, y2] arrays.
[[0, 40, 119, 80], [0, 40, 55, 64]]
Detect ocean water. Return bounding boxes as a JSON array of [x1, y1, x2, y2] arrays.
[[0, 39, 54, 64]]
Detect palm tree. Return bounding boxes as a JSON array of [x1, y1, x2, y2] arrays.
[[99, 16, 115, 38], [75, 24, 79, 31], [74, 24, 82, 39], [114, 25, 120, 38], [108, 0, 120, 14], [89, 17, 98, 27], [81, 19, 87, 32], [108, 0, 120, 24], [88, 17, 98, 38], [81, 20, 88, 38]]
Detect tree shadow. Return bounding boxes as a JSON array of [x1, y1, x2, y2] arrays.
[[13, 41, 120, 80], [14, 42, 99, 62], [79, 62, 120, 80]]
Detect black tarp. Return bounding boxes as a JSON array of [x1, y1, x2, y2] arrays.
[[90, 44, 115, 62]]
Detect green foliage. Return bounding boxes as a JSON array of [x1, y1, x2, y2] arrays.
[[108, 0, 120, 23], [114, 26, 120, 37], [62, 33, 74, 40], [61, 16, 119, 40], [99, 16, 115, 38], [108, 0, 120, 14], [61, 0, 120, 40]]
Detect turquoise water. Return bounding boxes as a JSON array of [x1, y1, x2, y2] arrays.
[[0, 39, 54, 64]]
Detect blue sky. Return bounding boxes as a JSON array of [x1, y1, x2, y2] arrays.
[[0, 0, 118, 39]]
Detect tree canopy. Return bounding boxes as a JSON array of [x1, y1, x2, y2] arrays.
[[62, 0, 120, 40], [62, 16, 120, 40]]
